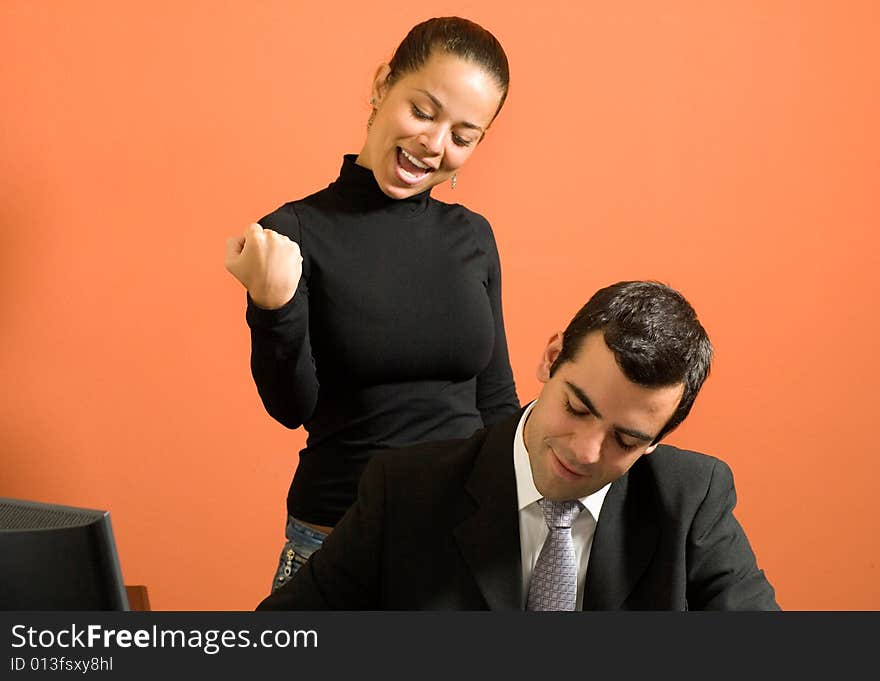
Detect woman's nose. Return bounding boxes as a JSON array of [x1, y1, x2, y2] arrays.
[[418, 125, 444, 155]]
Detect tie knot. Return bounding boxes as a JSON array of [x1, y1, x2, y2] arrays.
[[539, 499, 583, 529]]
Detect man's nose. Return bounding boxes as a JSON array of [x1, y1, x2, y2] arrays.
[[570, 423, 604, 465]]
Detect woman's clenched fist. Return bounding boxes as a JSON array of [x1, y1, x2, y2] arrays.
[[225, 223, 303, 309]]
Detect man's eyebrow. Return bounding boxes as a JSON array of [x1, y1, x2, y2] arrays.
[[415, 89, 484, 132], [565, 381, 602, 418], [565, 381, 655, 442], [614, 425, 654, 443]]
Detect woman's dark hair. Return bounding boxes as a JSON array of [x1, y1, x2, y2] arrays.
[[550, 281, 714, 444], [386, 16, 510, 119]]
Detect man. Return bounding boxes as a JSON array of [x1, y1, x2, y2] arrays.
[[257, 281, 779, 610]]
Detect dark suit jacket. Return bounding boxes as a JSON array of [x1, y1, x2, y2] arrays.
[[257, 411, 779, 610]]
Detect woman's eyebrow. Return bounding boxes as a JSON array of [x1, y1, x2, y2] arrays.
[[415, 89, 484, 132]]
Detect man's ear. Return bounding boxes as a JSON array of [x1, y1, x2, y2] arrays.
[[536, 331, 564, 383], [370, 63, 392, 107]]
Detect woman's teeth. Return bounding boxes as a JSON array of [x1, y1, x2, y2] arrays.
[[400, 148, 430, 170], [396, 147, 437, 184]]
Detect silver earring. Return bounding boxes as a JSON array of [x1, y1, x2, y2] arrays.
[[367, 98, 378, 130], [451, 174, 457, 190]]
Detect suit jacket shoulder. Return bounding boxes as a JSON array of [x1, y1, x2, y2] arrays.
[[586, 443, 780, 610], [256, 424, 510, 611]]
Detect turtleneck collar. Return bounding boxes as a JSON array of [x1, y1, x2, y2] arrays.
[[329, 154, 433, 218]]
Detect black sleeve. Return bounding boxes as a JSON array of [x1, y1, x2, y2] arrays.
[[685, 459, 781, 610], [474, 217, 520, 426], [245, 204, 319, 429], [255, 455, 386, 610]]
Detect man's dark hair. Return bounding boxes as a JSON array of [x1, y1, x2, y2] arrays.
[[550, 281, 713, 443], [387, 16, 510, 120]]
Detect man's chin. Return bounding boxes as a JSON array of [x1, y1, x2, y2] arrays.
[[535, 478, 578, 502]]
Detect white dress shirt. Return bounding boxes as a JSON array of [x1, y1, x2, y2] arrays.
[[513, 400, 611, 610]]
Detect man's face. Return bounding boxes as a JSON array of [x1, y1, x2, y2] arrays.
[[524, 331, 684, 500]]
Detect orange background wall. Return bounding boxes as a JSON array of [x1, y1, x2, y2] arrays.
[[2, 1, 878, 610]]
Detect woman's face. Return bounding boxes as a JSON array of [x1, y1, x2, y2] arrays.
[[357, 51, 504, 199]]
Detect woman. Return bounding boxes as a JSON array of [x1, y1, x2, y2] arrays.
[[225, 16, 520, 592]]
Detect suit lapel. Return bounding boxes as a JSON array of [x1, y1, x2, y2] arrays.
[[583, 460, 660, 610], [453, 413, 523, 611]]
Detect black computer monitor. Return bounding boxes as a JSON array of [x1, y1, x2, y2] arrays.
[[0, 496, 129, 610]]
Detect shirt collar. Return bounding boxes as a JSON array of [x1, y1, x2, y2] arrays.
[[513, 399, 611, 521], [330, 154, 432, 217]]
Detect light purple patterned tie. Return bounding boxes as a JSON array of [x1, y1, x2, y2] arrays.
[[527, 499, 584, 611]]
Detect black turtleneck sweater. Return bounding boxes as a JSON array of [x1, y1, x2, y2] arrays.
[[246, 155, 521, 526]]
